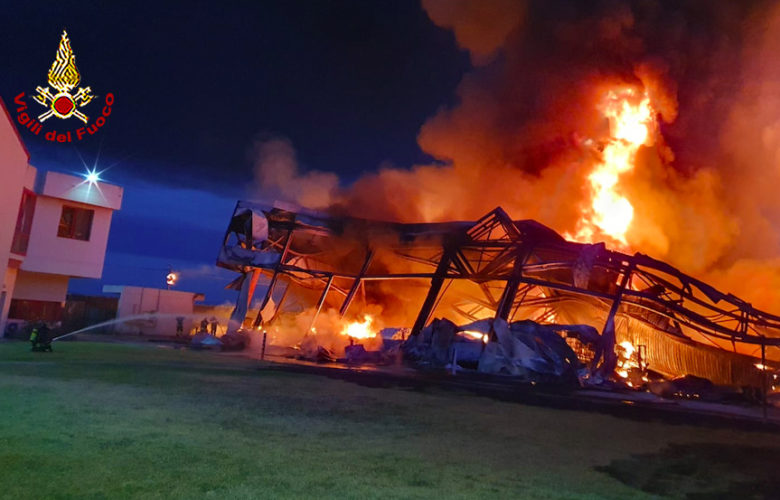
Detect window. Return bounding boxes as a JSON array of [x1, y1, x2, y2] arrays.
[[11, 190, 36, 255], [57, 206, 94, 241]]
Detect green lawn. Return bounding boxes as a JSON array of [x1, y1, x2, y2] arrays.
[[1, 341, 779, 499]]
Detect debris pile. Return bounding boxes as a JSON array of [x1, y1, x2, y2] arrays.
[[402, 317, 598, 385], [216, 203, 780, 404], [190, 330, 248, 351]]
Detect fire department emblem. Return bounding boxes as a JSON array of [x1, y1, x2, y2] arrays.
[[32, 30, 94, 123]]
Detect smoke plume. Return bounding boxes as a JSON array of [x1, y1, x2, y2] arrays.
[[251, 137, 338, 209], [252, 0, 780, 313]]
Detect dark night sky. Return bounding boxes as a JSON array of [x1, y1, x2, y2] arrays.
[[0, 1, 470, 303]]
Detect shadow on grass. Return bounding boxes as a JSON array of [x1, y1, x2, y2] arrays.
[[596, 443, 780, 499]]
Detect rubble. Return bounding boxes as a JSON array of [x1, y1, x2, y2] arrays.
[[190, 332, 222, 350], [401, 317, 587, 385], [190, 331, 249, 351], [647, 375, 747, 403], [216, 203, 780, 400]]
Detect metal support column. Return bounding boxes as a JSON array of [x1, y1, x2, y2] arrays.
[[227, 269, 261, 334], [762, 339, 768, 421], [594, 264, 633, 375], [309, 274, 334, 333], [410, 246, 455, 338], [251, 230, 293, 328], [252, 271, 280, 328], [339, 249, 374, 316], [266, 281, 292, 326], [495, 249, 528, 321]]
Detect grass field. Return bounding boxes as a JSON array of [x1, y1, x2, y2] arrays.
[[1, 341, 780, 499]]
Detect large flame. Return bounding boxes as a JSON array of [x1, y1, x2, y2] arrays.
[[341, 315, 377, 339], [573, 87, 655, 246]]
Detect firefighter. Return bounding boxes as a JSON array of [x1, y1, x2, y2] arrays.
[[29, 325, 39, 351], [37, 323, 52, 352], [175, 317, 184, 337]]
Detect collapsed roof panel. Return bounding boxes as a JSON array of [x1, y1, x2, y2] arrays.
[[217, 202, 780, 385]]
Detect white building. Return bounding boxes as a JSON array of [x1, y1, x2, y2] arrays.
[[102, 285, 205, 337], [0, 98, 122, 334]]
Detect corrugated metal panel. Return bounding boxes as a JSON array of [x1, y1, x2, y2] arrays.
[[616, 315, 761, 386], [556, 300, 764, 386]]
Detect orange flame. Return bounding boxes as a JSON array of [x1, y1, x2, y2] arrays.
[[573, 87, 655, 246], [460, 330, 489, 343], [616, 340, 640, 379], [341, 315, 376, 339]]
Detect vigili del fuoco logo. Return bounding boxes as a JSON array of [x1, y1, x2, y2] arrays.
[[12, 29, 114, 142]]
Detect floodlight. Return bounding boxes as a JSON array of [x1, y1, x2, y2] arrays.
[[85, 169, 100, 184]]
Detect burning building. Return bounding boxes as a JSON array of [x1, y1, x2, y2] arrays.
[[211, 2, 780, 397], [216, 201, 780, 389]]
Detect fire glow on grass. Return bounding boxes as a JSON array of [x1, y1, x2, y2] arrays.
[[573, 87, 656, 246], [341, 315, 376, 339]]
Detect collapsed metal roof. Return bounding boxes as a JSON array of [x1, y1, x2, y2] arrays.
[[218, 201, 780, 385]]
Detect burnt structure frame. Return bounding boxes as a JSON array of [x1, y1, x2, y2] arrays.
[[218, 203, 780, 372]]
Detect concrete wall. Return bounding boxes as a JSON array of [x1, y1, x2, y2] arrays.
[[112, 287, 200, 337], [22, 195, 114, 279], [13, 270, 69, 302], [0, 100, 31, 333], [1, 99, 123, 334], [1, 265, 18, 332], [42, 171, 123, 210]]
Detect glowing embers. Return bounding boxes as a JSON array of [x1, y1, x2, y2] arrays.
[[459, 330, 489, 343], [615, 340, 649, 387], [340, 315, 377, 340], [572, 86, 656, 247]]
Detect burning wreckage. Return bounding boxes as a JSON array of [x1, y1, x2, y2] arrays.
[[215, 202, 780, 399]]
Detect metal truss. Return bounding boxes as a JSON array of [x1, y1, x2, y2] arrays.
[[218, 202, 780, 371]]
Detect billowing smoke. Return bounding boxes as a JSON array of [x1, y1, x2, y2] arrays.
[[252, 0, 780, 313], [422, 0, 526, 65], [251, 137, 338, 209]]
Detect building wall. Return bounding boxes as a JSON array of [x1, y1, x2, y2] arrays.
[[0, 100, 31, 333], [41, 171, 123, 211], [21, 196, 114, 279], [13, 270, 69, 302], [1, 265, 18, 333], [1, 100, 122, 335], [112, 287, 199, 336], [62, 294, 119, 333], [6, 270, 70, 324]]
